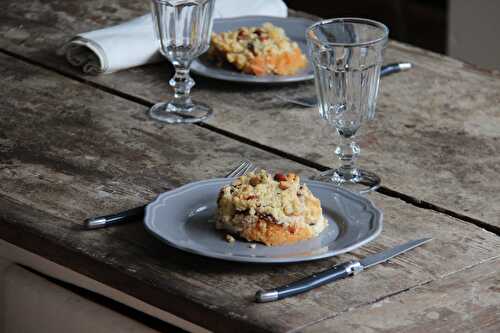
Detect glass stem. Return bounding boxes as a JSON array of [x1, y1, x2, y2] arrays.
[[335, 136, 360, 181], [170, 64, 195, 108]]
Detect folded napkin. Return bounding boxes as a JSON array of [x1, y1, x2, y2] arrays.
[[61, 0, 287, 75]]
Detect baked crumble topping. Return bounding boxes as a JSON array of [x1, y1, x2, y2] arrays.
[[217, 170, 323, 228], [209, 23, 307, 76]]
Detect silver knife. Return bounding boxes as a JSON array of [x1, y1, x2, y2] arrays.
[[277, 62, 413, 108], [255, 238, 432, 303]]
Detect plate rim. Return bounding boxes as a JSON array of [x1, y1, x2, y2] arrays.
[[191, 16, 316, 84], [144, 178, 383, 263]]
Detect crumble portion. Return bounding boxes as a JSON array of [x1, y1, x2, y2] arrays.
[[216, 170, 327, 246], [209, 23, 307, 76]]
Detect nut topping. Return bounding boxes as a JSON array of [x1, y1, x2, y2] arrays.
[[279, 181, 289, 190], [249, 176, 260, 186], [274, 173, 287, 182]]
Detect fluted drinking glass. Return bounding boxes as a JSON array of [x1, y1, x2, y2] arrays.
[[307, 18, 388, 193], [150, 0, 215, 123]]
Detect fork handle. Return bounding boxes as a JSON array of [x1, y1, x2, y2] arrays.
[[84, 161, 252, 230], [84, 205, 145, 229]]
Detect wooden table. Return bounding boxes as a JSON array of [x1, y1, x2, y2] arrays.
[[1, 1, 500, 332]]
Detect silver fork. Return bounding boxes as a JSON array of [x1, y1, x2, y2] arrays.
[[84, 160, 254, 229], [226, 160, 254, 178]]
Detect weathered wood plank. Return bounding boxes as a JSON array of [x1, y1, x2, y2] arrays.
[[1, 53, 500, 332], [1, 0, 499, 229], [0, 55, 313, 230], [302, 258, 500, 333]]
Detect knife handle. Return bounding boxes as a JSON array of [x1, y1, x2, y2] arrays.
[[84, 205, 145, 229], [255, 261, 363, 303], [380, 62, 412, 77]]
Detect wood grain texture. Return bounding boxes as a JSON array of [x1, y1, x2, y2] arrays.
[[1, 0, 500, 228], [302, 259, 500, 333], [1, 53, 500, 332]]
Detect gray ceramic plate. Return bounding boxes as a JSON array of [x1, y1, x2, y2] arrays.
[[144, 178, 382, 263], [191, 16, 315, 84]]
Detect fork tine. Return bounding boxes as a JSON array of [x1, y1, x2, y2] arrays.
[[225, 161, 248, 178], [234, 161, 254, 178], [225, 160, 250, 178], [248, 166, 258, 174]]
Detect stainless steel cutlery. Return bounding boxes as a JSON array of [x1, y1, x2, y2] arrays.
[[84, 160, 254, 229]]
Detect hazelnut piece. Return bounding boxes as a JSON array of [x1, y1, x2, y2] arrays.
[[249, 176, 260, 186], [274, 173, 287, 182]]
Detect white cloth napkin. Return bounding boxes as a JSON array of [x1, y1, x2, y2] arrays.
[[61, 0, 287, 75]]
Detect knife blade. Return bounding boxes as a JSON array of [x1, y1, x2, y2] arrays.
[[255, 238, 432, 303]]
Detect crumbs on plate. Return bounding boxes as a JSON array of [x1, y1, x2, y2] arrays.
[[225, 234, 236, 243]]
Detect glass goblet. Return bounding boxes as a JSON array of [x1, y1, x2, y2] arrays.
[[150, 0, 215, 124], [306, 18, 388, 193]]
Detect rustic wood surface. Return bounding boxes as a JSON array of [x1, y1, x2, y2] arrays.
[[303, 258, 500, 333], [1, 0, 500, 332], [1, 53, 500, 332], [1, 0, 500, 229]]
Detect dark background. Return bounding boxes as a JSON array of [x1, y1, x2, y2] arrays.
[[285, 0, 447, 54]]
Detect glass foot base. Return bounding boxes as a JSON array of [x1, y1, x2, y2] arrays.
[[315, 168, 381, 194], [149, 101, 212, 124]]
